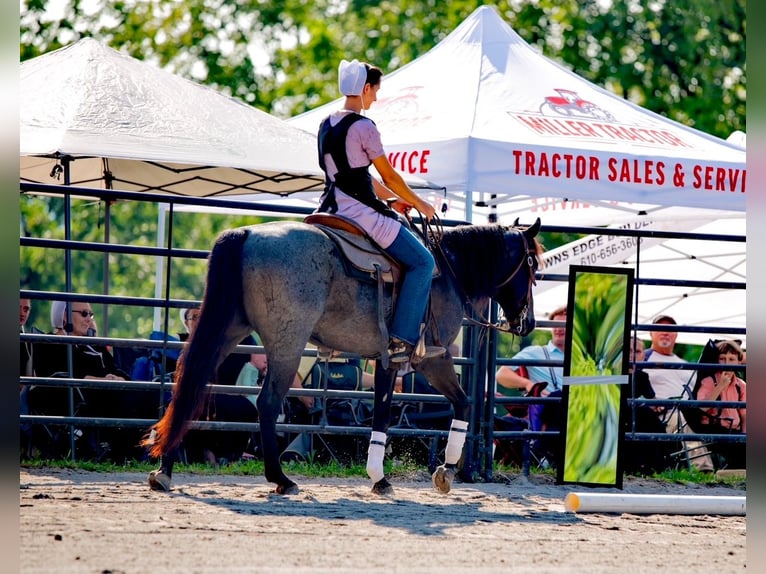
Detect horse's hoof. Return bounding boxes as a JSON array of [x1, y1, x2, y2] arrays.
[[371, 478, 394, 496], [275, 481, 299, 495], [148, 470, 171, 492], [432, 465, 455, 494]]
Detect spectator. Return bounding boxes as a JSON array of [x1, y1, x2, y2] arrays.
[[494, 305, 567, 467], [28, 299, 140, 461], [178, 306, 312, 461], [34, 300, 128, 380], [623, 336, 672, 474], [20, 297, 43, 377], [495, 305, 567, 396], [643, 315, 714, 472], [697, 339, 746, 431], [695, 339, 746, 469], [20, 296, 43, 457]]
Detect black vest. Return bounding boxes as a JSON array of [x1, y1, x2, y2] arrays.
[[317, 113, 396, 219]]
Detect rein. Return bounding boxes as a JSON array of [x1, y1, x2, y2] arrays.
[[425, 220, 537, 334]]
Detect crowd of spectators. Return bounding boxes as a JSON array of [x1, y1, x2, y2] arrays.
[[20, 293, 745, 474]]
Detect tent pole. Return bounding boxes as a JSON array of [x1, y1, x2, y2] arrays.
[[153, 203, 168, 332]]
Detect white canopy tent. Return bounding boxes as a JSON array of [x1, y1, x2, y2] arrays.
[[20, 38, 325, 196], [534, 216, 746, 346], [290, 5, 745, 224], [19, 38, 329, 330], [289, 6, 745, 343]]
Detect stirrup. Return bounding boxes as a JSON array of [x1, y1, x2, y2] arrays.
[[412, 345, 446, 363], [412, 333, 446, 363], [388, 339, 414, 363]]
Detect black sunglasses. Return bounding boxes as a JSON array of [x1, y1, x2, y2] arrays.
[[72, 309, 95, 318]]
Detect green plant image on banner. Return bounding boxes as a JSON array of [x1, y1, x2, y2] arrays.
[[561, 270, 630, 486]]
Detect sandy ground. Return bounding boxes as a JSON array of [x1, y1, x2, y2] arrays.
[[20, 467, 745, 573]]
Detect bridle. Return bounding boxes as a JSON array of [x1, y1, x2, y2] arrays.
[[421, 215, 537, 334]]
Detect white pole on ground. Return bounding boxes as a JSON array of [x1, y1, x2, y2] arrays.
[[564, 493, 746, 515]]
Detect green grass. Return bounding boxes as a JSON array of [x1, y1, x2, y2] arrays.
[[494, 461, 746, 489], [19, 456, 423, 480], [21, 457, 745, 489]]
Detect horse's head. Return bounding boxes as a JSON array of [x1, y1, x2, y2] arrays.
[[493, 218, 542, 336]]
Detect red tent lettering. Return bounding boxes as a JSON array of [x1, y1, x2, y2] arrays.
[[387, 149, 431, 174], [512, 150, 599, 180], [692, 165, 746, 193], [607, 158, 666, 185]]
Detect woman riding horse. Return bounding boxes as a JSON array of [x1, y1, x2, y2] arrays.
[[318, 58, 443, 365]]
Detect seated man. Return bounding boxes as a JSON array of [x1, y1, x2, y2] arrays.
[[643, 315, 714, 472], [177, 306, 260, 465], [494, 305, 567, 468], [20, 296, 44, 457], [176, 306, 311, 464]]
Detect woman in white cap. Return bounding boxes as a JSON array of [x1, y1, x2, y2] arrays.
[[316, 59, 442, 364]]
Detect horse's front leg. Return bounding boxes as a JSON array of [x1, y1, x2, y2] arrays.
[[417, 355, 471, 494], [367, 361, 397, 495], [256, 367, 299, 495]]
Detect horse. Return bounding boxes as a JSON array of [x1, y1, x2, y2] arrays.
[[145, 217, 542, 495]]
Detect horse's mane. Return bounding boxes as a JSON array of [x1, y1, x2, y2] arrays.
[[438, 225, 543, 298]]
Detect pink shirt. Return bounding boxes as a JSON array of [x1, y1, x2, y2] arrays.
[[321, 111, 401, 248], [697, 375, 746, 431]]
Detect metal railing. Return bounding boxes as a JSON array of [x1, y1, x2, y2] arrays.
[[20, 181, 746, 477]]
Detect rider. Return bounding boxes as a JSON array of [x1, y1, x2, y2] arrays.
[[316, 58, 443, 364]]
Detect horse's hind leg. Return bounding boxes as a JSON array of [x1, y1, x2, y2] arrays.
[[368, 361, 397, 496], [148, 448, 177, 491], [256, 358, 301, 495]]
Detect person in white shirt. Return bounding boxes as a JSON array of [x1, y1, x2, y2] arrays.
[[644, 315, 714, 472]]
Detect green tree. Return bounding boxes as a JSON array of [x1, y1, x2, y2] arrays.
[[20, 0, 745, 137], [19, 0, 745, 343]]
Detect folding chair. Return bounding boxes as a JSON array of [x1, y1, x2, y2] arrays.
[[493, 364, 559, 473], [280, 359, 369, 464]]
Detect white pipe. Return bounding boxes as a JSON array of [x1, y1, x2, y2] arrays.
[[564, 492, 746, 515]]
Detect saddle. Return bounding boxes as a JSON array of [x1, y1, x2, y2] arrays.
[[305, 213, 438, 284], [305, 212, 441, 369]]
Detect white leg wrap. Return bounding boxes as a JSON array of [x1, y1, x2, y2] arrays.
[[445, 419, 469, 465], [366, 431, 387, 484]]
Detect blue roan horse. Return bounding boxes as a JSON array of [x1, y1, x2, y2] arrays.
[[147, 217, 542, 495]]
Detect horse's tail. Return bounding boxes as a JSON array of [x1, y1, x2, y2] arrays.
[[145, 228, 249, 458]]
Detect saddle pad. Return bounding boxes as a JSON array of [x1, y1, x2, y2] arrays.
[[313, 223, 397, 282]]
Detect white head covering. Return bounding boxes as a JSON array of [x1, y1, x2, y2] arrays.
[[338, 59, 367, 96], [50, 300, 66, 330]]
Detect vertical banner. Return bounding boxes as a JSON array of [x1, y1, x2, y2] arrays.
[[557, 266, 634, 489]]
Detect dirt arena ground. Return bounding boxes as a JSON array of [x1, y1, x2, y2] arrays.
[[20, 467, 746, 573]]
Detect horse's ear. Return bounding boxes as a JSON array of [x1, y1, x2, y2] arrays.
[[523, 217, 541, 239], [513, 217, 520, 227]]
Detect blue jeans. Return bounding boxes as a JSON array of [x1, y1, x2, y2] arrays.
[[383, 226, 435, 345]]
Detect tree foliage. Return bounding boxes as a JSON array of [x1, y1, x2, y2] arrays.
[[19, 0, 744, 347], [20, 0, 745, 136]]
